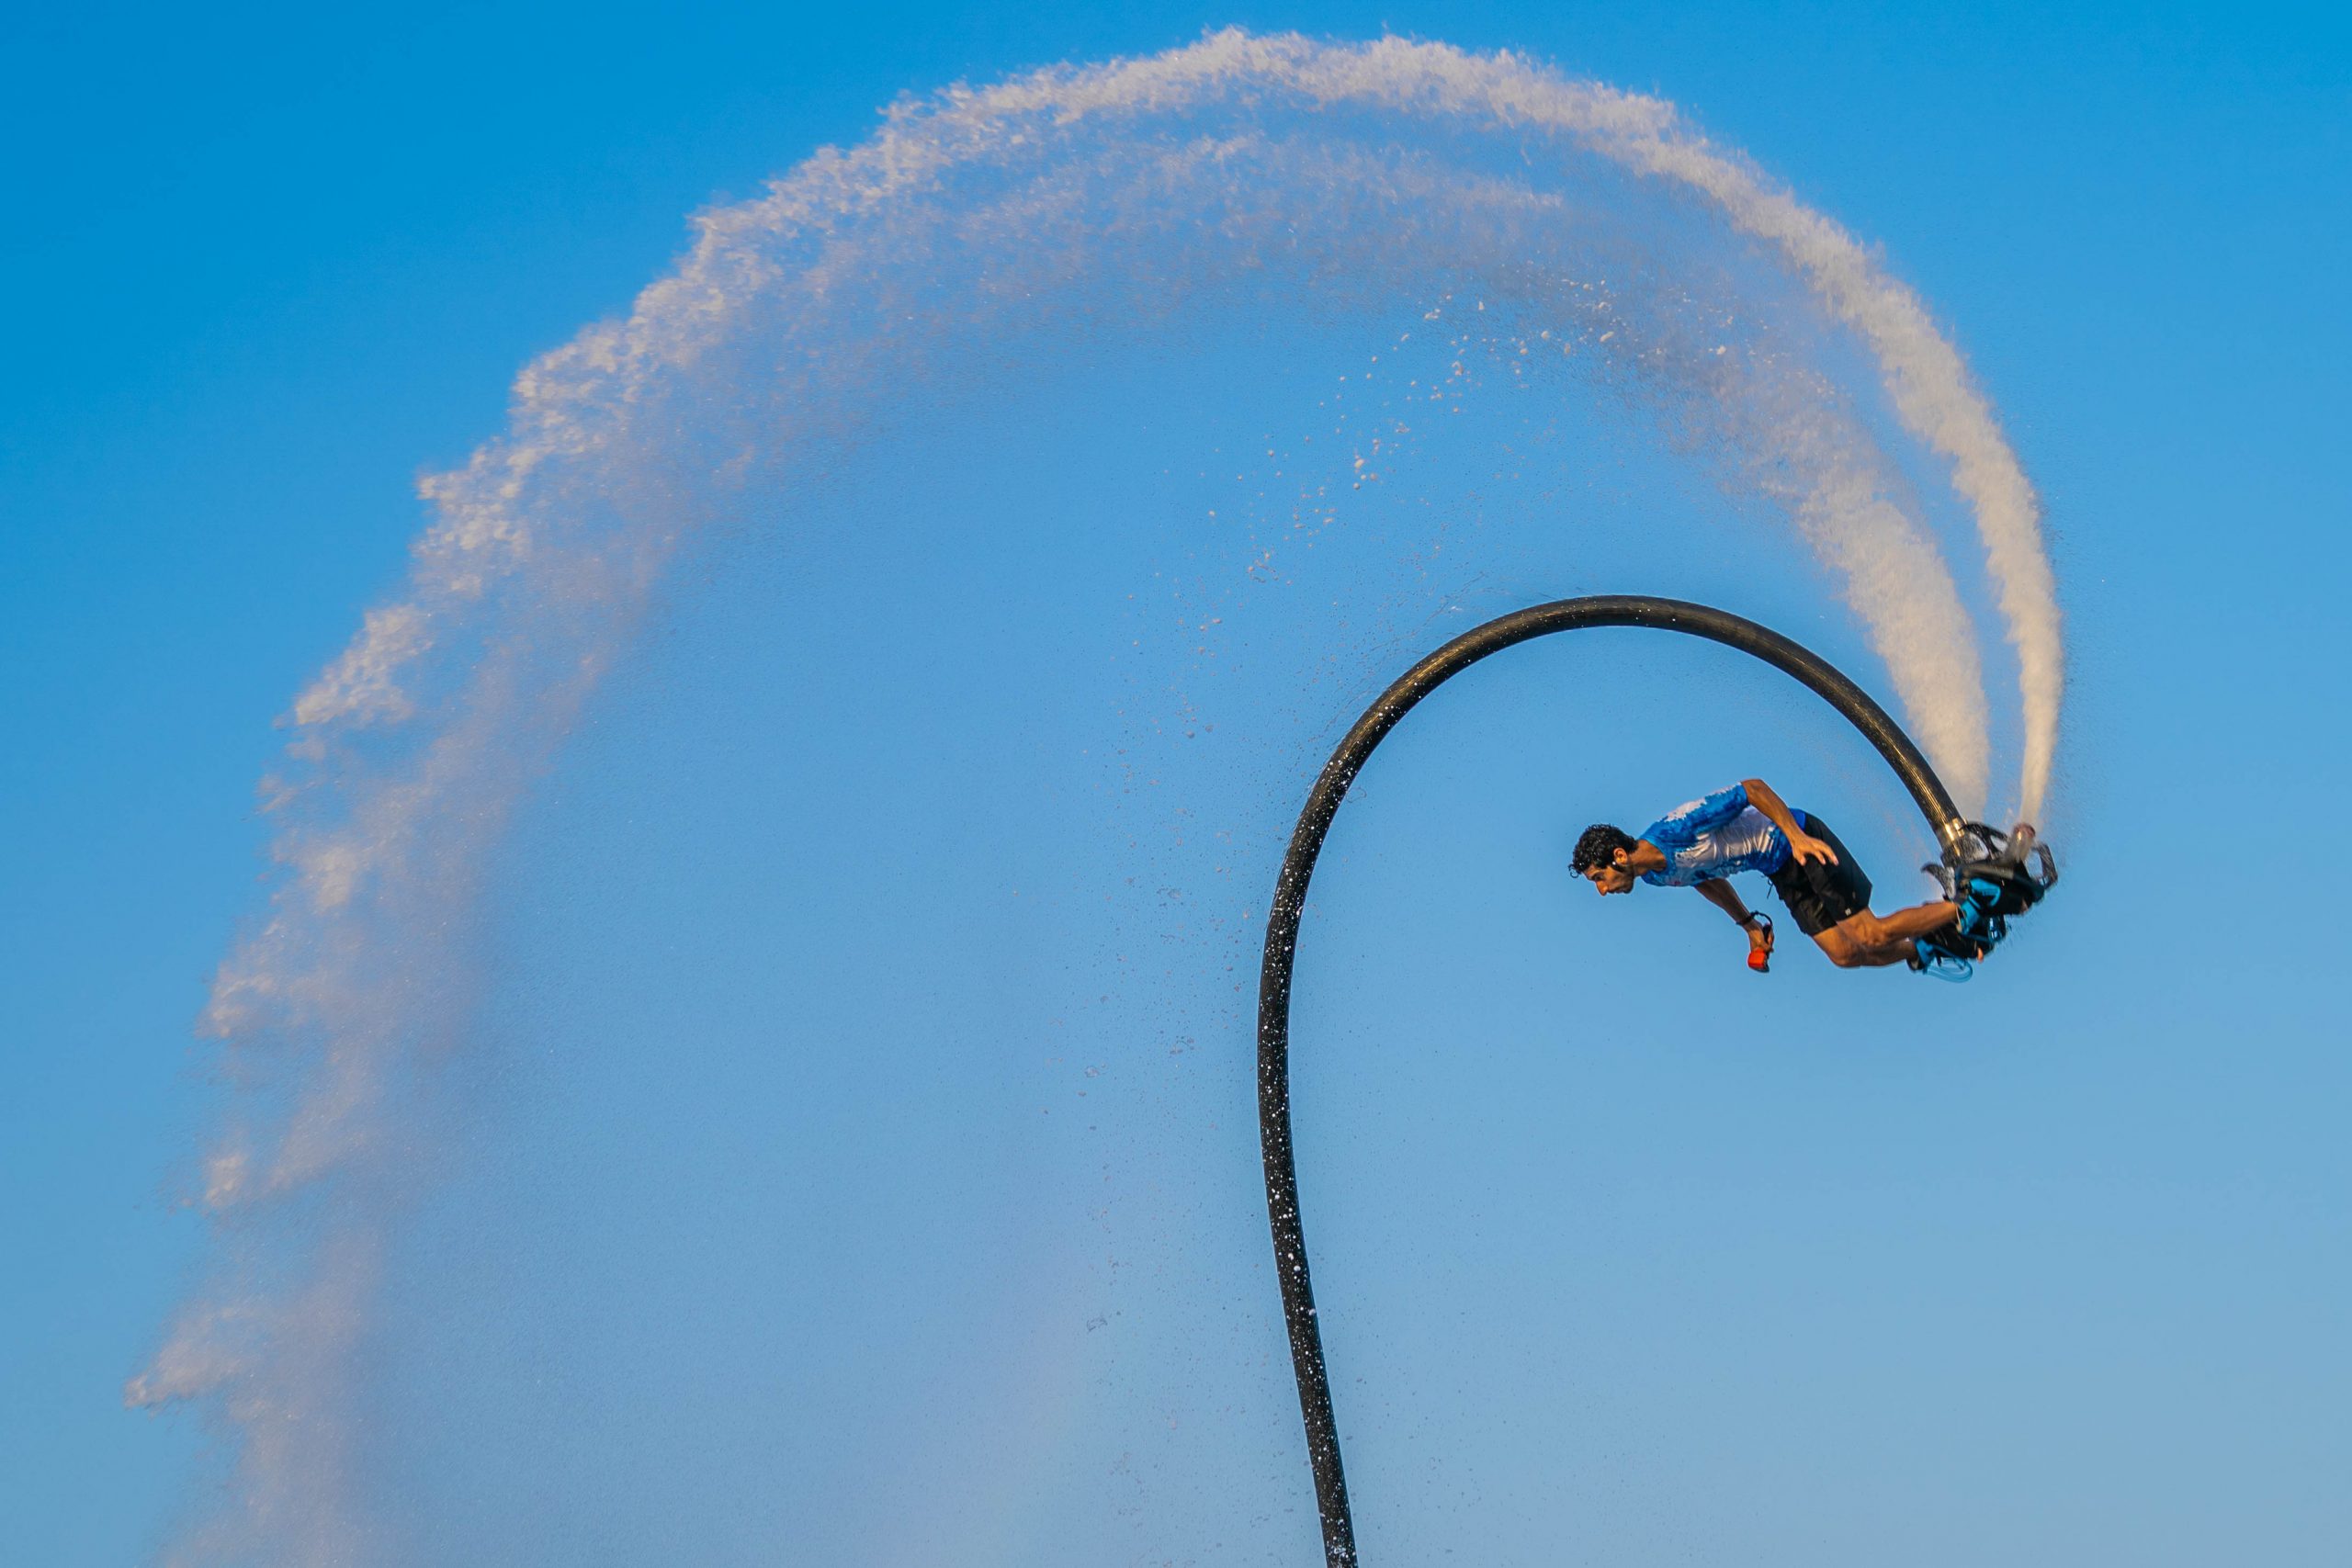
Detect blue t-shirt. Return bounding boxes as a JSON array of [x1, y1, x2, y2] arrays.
[[1637, 784, 1806, 887]]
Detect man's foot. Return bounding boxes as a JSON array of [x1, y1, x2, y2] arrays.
[[1915, 919, 1990, 964]]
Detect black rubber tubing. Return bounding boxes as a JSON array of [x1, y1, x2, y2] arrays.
[[1256, 595, 1966, 1567]]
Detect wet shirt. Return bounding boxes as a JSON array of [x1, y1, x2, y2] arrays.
[[1637, 784, 1806, 887]]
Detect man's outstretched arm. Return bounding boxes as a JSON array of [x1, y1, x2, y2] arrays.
[[1740, 776, 1838, 866], [1693, 877, 1770, 952], [1694, 875, 1757, 925]]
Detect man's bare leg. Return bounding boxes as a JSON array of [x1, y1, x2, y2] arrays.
[[1814, 900, 1960, 968]]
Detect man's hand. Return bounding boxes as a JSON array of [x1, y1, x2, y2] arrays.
[[1788, 830, 1839, 867], [1740, 777, 1837, 867]]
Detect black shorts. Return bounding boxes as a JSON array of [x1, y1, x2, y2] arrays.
[[1766, 814, 1874, 937]]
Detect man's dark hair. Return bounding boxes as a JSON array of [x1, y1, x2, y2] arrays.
[[1572, 823, 1638, 876]]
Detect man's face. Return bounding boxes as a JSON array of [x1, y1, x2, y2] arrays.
[[1583, 850, 1638, 896]]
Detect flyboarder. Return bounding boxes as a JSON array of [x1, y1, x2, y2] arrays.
[[1570, 778, 1985, 973]]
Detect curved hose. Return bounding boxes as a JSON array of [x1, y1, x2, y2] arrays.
[[1256, 595, 1964, 1566]]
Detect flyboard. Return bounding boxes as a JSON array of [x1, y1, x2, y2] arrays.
[[1254, 595, 2057, 1567]]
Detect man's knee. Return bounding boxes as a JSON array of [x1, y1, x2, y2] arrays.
[[1841, 910, 1889, 945]]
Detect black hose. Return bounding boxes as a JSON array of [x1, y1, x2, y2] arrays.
[[1256, 595, 1964, 1566]]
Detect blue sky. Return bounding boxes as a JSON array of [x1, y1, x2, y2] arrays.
[[3, 3, 2347, 1564]]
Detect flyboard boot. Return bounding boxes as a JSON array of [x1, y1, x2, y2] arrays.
[[1909, 823, 2059, 981]]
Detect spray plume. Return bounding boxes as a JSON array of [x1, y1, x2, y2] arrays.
[[136, 30, 2059, 1563]]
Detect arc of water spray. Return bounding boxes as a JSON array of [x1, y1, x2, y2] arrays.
[[286, 29, 2058, 814]]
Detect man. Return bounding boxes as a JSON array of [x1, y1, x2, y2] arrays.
[[1570, 778, 1978, 972]]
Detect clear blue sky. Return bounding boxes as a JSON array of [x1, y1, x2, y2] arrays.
[[3, 3, 2346, 1564]]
